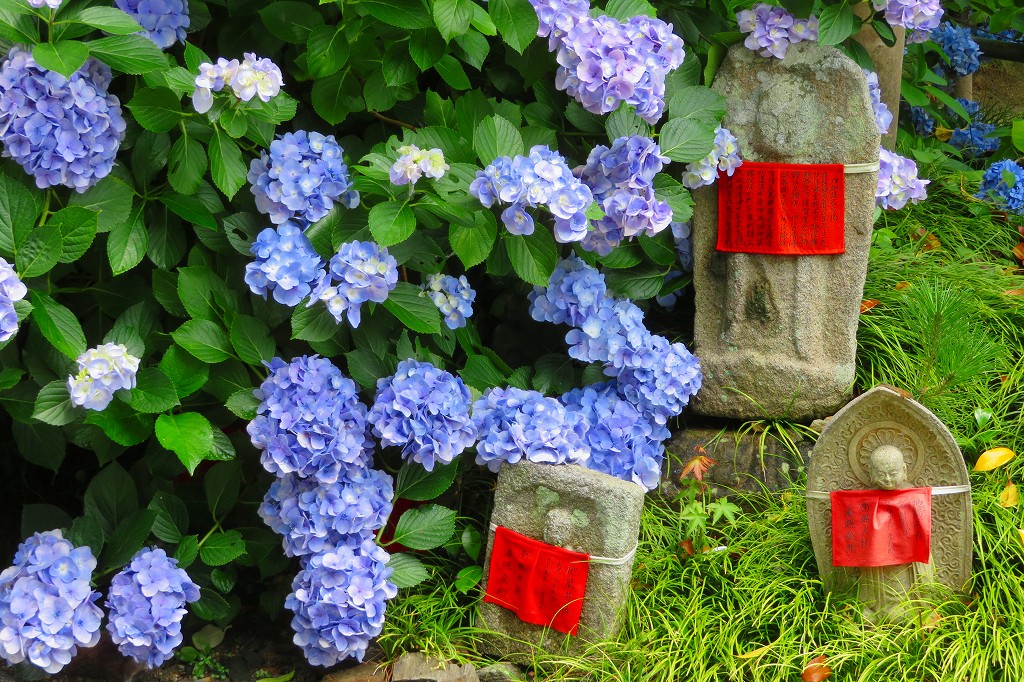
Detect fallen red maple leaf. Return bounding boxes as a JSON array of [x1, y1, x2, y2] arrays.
[[802, 655, 832, 682], [680, 450, 717, 482]]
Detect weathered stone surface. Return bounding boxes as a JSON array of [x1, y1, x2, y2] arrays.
[[806, 386, 973, 621], [479, 461, 645, 660], [392, 653, 478, 682], [477, 662, 526, 682], [321, 662, 389, 682], [691, 42, 880, 421]]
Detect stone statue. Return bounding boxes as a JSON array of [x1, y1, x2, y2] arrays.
[[478, 461, 644, 660], [807, 386, 972, 623]]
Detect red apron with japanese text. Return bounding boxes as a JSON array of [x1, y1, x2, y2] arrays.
[[830, 488, 931, 567]]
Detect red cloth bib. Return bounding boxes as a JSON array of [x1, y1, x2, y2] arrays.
[[483, 526, 590, 635], [830, 488, 931, 567], [717, 161, 846, 255]]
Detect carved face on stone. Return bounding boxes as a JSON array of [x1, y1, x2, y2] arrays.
[[535, 485, 592, 550], [868, 445, 909, 490]]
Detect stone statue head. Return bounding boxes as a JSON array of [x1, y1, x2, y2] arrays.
[[867, 444, 908, 490]]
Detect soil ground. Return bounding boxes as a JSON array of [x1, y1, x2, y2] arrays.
[[973, 59, 1024, 117]]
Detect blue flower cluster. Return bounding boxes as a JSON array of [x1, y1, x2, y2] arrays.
[[368, 360, 476, 472], [472, 386, 589, 472], [105, 548, 200, 668], [528, 254, 607, 327], [576, 136, 672, 255], [529, 0, 589, 49], [932, 22, 982, 76], [245, 222, 323, 307], [248, 131, 359, 225], [260, 469, 394, 557], [908, 106, 935, 136], [423, 274, 475, 329], [248, 356, 372, 483], [864, 70, 893, 136], [66, 343, 141, 411], [681, 126, 743, 190], [977, 160, 1024, 215], [0, 257, 26, 343], [469, 145, 593, 243], [877, 147, 929, 210], [737, 4, 818, 59], [309, 241, 398, 328], [0, 48, 126, 192], [285, 534, 397, 666], [0, 531, 102, 674], [562, 382, 670, 490], [947, 99, 999, 158], [672, 221, 694, 272], [114, 0, 190, 49], [873, 0, 942, 43]]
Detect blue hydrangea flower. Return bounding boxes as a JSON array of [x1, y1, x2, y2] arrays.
[[872, 0, 942, 43], [114, 0, 190, 49], [976, 159, 1024, 214], [389, 145, 449, 186], [285, 534, 397, 666], [932, 22, 982, 76], [877, 147, 929, 210], [681, 126, 743, 190], [67, 343, 141, 411], [423, 274, 475, 329], [737, 4, 818, 59], [908, 106, 935, 136], [469, 146, 593, 242], [105, 547, 200, 668], [613, 334, 703, 426], [260, 469, 394, 557], [245, 222, 324, 307], [565, 297, 649, 367], [672, 221, 693, 272], [309, 241, 398, 328], [368, 360, 476, 471], [248, 356, 372, 484], [472, 387, 589, 472], [27, 0, 62, 8], [0, 530, 103, 674], [248, 131, 358, 225], [0, 48, 126, 192], [562, 381, 670, 490], [528, 255, 608, 328], [949, 121, 999, 157], [0, 257, 26, 343], [864, 70, 893, 135]]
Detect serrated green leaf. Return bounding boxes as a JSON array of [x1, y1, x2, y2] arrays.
[[86, 35, 167, 74], [383, 281, 441, 333], [126, 367, 180, 413], [149, 491, 189, 544], [603, 0, 656, 19], [311, 70, 363, 125], [107, 206, 148, 275], [259, 1, 325, 42], [175, 534, 199, 568], [101, 509, 157, 570], [49, 206, 98, 263], [155, 412, 215, 474], [395, 459, 460, 500], [209, 130, 246, 199], [291, 303, 339, 342], [225, 389, 259, 420], [450, 210, 496, 268], [30, 291, 86, 359], [433, 0, 474, 41], [168, 134, 207, 195], [668, 86, 727, 125], [83, 463, 137, 537], [75, 7, 144, 34], [171, 320, 233, 363], [390, 504, 456, 550], [363, 0, 434, 29], [127, 87, 182, 133], [16, 224, 62, 278], [0, 172, 38, 258], [200, 530, 246, 566], [368, 201, 416, 246], [83, 401, 154, 446], [230, 314, 275, 365], [473, 114, 523, 164], [68, 176, 133, 233], [32, 41, 89, 78], [306, 24, 349, 78], [817, 0, 854, 46], [489, 0, 537, 53], [506, 229, 556, 286], [433, 54, 470, 90], [388, 553, 430, 588], [659, 118, 716, 163], [459, 353, 507, 390], [32, 380, 77, 426], [159, 344, 209, 399]]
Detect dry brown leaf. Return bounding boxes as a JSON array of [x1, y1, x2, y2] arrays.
[[894, 281, 911, 291], [914, 227, 941, 251], [802, 655, 832, 682], [1014, 243, 1024, 262], [1004, 289, 1024, 297]]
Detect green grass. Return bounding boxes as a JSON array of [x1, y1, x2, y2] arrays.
[[379, 176, 1024, 681]]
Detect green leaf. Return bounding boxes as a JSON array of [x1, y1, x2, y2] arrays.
[[31, 41, 89, 78], [388, 553, 430, 588], [455, 564, 482, 593], [603, 0, 656, 19], [225, 389, 259, 420], [409, 29, 447, 70], [49, 207, 98, 263], [259, 1, 325, 43], [383, 281, 442, 333], [390, 504, 456, 550], [67, 515, 105, 557], [638, 231, 677, 266], [84, 401, 154, 446], [368, 201, 416, 246], [75, 7, 144, 34], [1013, 120, 1024, 153], [472, 114, 523, 164], [87, 35, 167, 74], [605, 105, 650, 142], [177, 266, 223, 320], [311, 70, 364, 125], [344, 348, 393, 389], [159, 345, 210, 399], [668, 86, 727, 125], [209, 130, 246, 200], [83, 463, 138, 537], [362, 0, 434, 29], [168, 135, 207, 195], [488, 0, 537, 53], [126, 368, 180, 413], [395, 459, 460, 501], [454, 29, 490, 69], [604, 264, 668, 299], [506, 230, 556, 287], [817, 0, 854, 46], [175, 534, 199, 568], [16, 224, 62, 278], [13, 421, 65, 471], [191, 589, 231, 621], [459, 353, 507, 390], [433, 54, 471, 90], [155, 412, 215, 474], [171, 320, 233, 363], [433, 0, 474, 41], [68, 176, 133, 233], [205, 462, 241, 518], [101, 509, 157, 570], [0, 172, 38, 257], [230, 314, 275, 365], [149, 491, 189, 544], [30, 291, 86, 359], [160, 192, 217, 229], [659, 118, 716, 163], [107, 205, 148, 275], [200, 530, 246, 566], [32, 380, 77, 426], [127, 87, 182, 133], [291, 303, 339, 342], [450, 211, 496, 268], [306, 25, 349, 78]]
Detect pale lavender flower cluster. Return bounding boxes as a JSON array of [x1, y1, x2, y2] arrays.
[[308, 241, 398, 328], [368, 360, 476, 471], [976, 160, 1024, 214], [389, 145, 448, 186], [529, 0, 589, 48], [872, 0, 942, 43], [423, 274, 475, 330], [877, 147, 929, 210], [191, 53, 284, 114], [469, 145, 594, 243], [472, 386, 589, 472], [737, 4, 818, 59], [865, 70, 893, 135], [0, 48, 126, 192], [576, 136, 672, 255], [932, 22, 982, 76], [0, 257, 26, 343], [27, 0, 62, 7], [681, 126, 743, 190], [248, 356, 372, 484], [672, 221, 693, 271], [0, 531, 103, 674], [561, 382, 670, 490], [105, 548, 200, 668], [67, 343, 141, 411], [248, 131, 358, 225], [114, 0, 190, 49], [245, 222, 323, 307]]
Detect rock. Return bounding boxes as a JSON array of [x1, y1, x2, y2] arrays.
[[478, 461, 645, 661], [691, 42, 880, 421], [477, 663, 526, 682], [321, 662, 389, 682], [391, 652, 478, 682]]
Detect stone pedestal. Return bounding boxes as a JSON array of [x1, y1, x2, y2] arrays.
[[691, 43, 880, 422]]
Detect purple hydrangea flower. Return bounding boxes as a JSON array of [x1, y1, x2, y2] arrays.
[[681, 126, 743, 190], [245, 222, 324, 307], [932, 22, 982, 76], [864, 70, 893, 135], [976, 159, 1024, 214], [877, 147, 929, 210], [389, 145, 448, 186], [737, 4, 818, 59], [423, 274, 475, 329], [0, 531, 103, 674], [528, 255, 608, 327], [67, 343, 141, 411], [472, 386, 589, 472], [114, 0, 190, 49], [0, 48, 126, 192], [248, 356, 372, 484], [672, 221, 693, 272], [27, 0, 62, 8], [872, 0, 943, 43], [308, 241, 398, 328], [260, 469, 394, 557], [285, 534, 397, 666], [0, 257, 26, 343], [248, 131, 357, 225], [368, 360, 476, 471], [105, 547, 200, 668], [529, 0, 589, 49]]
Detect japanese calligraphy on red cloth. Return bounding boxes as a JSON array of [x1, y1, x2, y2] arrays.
[[483, 525, 590, 635], [830, 488, 932, 567], [717, 161, 846, 255]]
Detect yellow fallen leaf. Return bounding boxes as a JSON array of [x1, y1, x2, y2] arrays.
[[737, 640, 777, 659], [1000, 483, 1019, 508], [934, 125, 953, 142], [974, 447, 1016, 471], [1019, 529, 1024, 547]]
